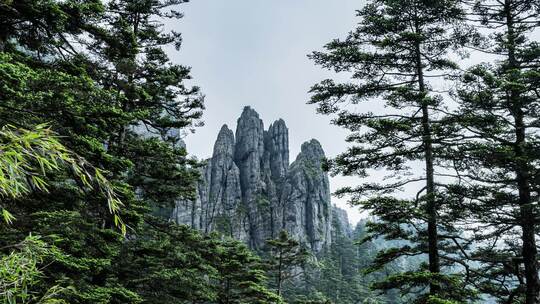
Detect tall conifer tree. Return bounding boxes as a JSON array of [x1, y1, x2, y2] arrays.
[[266, 230, 310, 298], [446, 0, 540, 302], [0, 1, 282, 303], [309, 0, 475, 301]]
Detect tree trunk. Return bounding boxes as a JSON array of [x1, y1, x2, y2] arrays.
[[414, 18, 440, 294], [277, 250, 283, 296], [504, 1, 540, 302]]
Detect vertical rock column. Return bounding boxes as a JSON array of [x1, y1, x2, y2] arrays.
[[282, 139, 332, 252], [331, 206, 352, 239], [263, 119, 290, 239], [204, 125, 243, 237], [173, 125, 245, 239], [234, 107, 267, 249], [265, 119, 289, 181], [172, 161, 210, 230]]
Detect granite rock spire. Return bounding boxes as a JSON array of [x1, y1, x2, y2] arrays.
[[173, 107, 341, 253]]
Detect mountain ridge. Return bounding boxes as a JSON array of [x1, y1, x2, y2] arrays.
[[172, 106, 352, 252]]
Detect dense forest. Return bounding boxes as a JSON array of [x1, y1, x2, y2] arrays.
[[0, 0, 539, 304]]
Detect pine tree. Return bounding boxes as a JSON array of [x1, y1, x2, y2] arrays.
[[309, 216, 378, 304], [211, 236, 283, 304], [265, 230, 310, 298], [1, 0, 182, 301], [445, 0, 540, 302], [79, 0, 204, 212], [309, 0, 476, 301], [0, 0, 104, 54], [1, 6, 139, 300], [0, 2, 283, 303]]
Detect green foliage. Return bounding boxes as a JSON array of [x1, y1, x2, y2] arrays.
[[0, 235, 69, 304], [310, 222, 375, 304], [311, 0, 540, 302], [0, 124, 124, 231], [309, 0, 477, 301], [265, 230, 310, 298], [443, 1, 540, 302], [372, 271, 474, 304], [5, 0, 538, 303], [273, 218, 409, 304], [212, 235, 283, 303], [0, 1, 280, 304], [291, 295, 332, 304]]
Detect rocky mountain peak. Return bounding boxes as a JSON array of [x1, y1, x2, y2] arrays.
[[299, 139, 324, 159], [173, 107, 351, 253], [291, 139, 326, 170], [213, 124, 235, 158], [234, 107, 265, 156]]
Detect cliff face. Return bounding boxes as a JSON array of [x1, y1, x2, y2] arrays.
[[331, 206, 353, 239], [173, 107, 349, 252], [281, 140, 332, 252]]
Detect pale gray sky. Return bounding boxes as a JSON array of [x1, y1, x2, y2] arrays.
[[166, 1, 540, 227], [168, 0, 365, 224]]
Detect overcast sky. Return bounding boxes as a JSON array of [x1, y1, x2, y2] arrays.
[[166, 1, 540, 227], [167, 0, 371, 225]]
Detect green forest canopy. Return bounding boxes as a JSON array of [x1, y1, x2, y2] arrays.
[[0, 0, 539, 304]]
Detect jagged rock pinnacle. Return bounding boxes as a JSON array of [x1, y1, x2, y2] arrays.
[[173, 107, 341, 253]]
